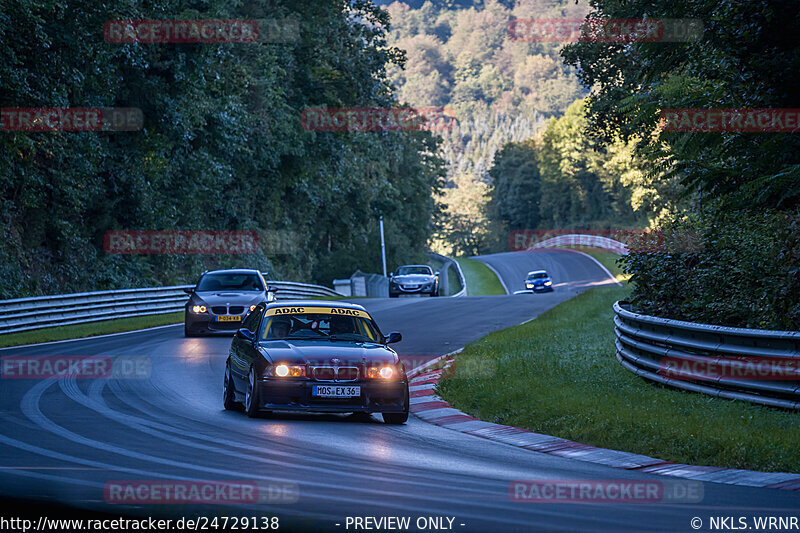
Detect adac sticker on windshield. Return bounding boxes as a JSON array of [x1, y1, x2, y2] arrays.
[[266, 306, 371, 318]]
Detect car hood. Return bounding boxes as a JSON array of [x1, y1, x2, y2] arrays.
[[392, 274, 434, 284], [192, 291, 265, 305], [526, 278, 550, 285], [258, 340, 398, 366]]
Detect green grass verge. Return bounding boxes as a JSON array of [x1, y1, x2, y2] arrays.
[[582, 251, 629, 282], [0, 312, 185, 348], [438, 284, 800, 472], [455, 257, 506, 296]]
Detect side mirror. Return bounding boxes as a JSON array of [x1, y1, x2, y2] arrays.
[[267, 287, 277, 302], [236, 328, 255, 342], [434, 271, 440, 277], [389, 272, 393, 278], [385, 331, 402, 344], [183, 287, 194, 294]]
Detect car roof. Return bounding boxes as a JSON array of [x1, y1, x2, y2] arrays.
[[527, 270, 548, 276], [265, 300, 368, 312], [203, 269, 263, 275], [397, 264, 431, 269]]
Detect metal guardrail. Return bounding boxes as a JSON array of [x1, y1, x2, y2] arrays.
[[0, 278, 341, 335], [429, 252, 467, 297], [614, 301, 800, 409]]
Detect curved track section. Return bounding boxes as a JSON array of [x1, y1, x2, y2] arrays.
[[0, 250, 797, 532]]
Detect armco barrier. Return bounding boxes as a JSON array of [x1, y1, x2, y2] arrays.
[[428, 252, 467, 297], [614, 301, 800, 409], [0, 278, 340, 335]]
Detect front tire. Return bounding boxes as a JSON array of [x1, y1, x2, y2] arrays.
[[223, 361, 240, 411], [245, 366, 261, 418]]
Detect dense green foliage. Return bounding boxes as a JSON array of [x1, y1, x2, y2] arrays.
[[489, 99, 682, 234], [620, 207, 800, 329], [561, 0, 800, 328], [0, 0, 444, 297]]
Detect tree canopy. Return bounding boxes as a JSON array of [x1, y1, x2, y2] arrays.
[[0, 0, 445, 297]]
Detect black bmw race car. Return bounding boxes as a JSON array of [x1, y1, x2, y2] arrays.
[[223, 301, 409, 424]]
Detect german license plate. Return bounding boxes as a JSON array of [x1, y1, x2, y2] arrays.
[[216, 315, 241, 322], [312, 385, 361, 398]]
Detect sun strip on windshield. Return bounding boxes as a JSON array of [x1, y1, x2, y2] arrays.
[[265, 306, 372, 319]]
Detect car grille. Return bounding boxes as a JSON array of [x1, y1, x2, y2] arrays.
[[310, 366, 359, 381], [210, 305, 245, 315]]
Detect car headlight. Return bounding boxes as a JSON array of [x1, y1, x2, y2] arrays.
[[250, 305, 257, 312], [544, 281, 552, 286], [267, 364, 305, 378], [191, 305, 207, 313], [367, 365, 397, 379]]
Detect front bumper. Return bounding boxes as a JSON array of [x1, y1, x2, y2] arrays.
[[255, 379, 409, 413], [526, 284, 553, 292], [390, 284, 434, 295], [186, 314, 245, 333]]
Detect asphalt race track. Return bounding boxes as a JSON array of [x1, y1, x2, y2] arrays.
[[0, 250, 798, 532]]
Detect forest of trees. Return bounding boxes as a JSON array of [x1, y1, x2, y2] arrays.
[[489, 99, 682, 235], [381, 0, 589, 253], [562, 0, 800, 329], [0, 0, 445, 297]]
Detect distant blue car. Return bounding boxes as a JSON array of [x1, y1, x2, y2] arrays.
[[524, 270, 553, 292]]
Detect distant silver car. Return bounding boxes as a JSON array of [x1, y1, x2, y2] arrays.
[[389, 265, 439, 297], [184, 269, 275, 336]]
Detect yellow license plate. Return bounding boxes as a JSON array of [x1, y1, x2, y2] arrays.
[[217, 315, 241, 322]]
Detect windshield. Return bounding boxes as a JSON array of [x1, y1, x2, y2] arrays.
[[260, 309, 381, 343], [196, 273, 263, 292], [396, 266, 432, 275], [527, 272, 549, 279]]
